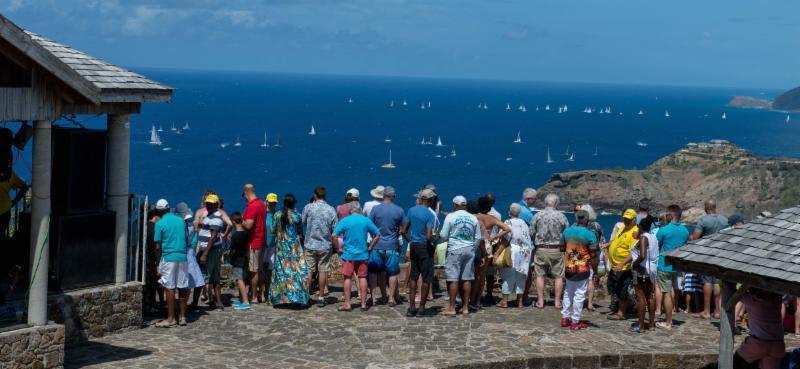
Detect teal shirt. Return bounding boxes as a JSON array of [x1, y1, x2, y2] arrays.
[[334, 214, 379, 261], [266, 211, 277, 248], [154, 213, 188, 262], [656, 222, 690, 272]]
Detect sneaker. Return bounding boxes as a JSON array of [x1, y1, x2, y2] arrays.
[[573, 321, 587, 330], [317, 298, 327, 308], [234, 303, 251, 311], [406, 308, 418, 317], [561, 318, 570, 327], [231, 301, 242, 307]]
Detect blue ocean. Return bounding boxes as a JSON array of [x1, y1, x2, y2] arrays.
[[8, 70, 798, 231]]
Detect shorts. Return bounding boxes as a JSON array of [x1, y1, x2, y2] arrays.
[[533, 248, 565, 279], [368, 249, 401, 276], [736, 336, 785, 369], [262, 246, 276, 271], [409, 243, 434, 284], [231, 257, 246, 281], [632, 269, 653, 287], [445, 246, 475, 282], [248, 248, 264, 273], [701, 275, 717, 285], [306, 249, 333, 274], [341, 260, 368, 278], [158, 261, 189, 289], [607, 270, 633, 301], [200, 246, 222, 284], [683, 273, 703, 293], [657, 271, 677, 292]]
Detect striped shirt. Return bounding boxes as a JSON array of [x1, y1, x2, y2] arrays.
[[197, 211, 225, 250]]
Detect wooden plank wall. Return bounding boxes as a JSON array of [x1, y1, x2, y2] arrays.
[[0, 67, 59, 122]]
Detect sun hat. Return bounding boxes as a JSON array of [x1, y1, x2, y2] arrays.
[[155, 199, 169, 210], [623, 209, 637, 220], [370, 186, 385, 199], [452, 195, 467, 206], [418, 189, 435, 200], [424, 184, 438, 194], [204, 194, 220, 204], [266, 193, 279, 203], [175, 202, 193, 220], [347, 188, 360, 198]]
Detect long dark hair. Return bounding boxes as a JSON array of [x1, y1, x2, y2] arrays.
[[281, 193, 297, 232]]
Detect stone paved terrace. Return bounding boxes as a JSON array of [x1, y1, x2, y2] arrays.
[[64, 291, 800, 369]]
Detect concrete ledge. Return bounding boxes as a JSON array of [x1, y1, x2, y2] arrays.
[[0, 324, 64, 369], [47, 282, 142, 345], [441, 352, 717, 369]]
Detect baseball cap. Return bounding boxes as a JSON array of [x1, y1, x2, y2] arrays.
[[370, 186, 385, 199], [204, 194, 220, 204], [623, 209, 637, 220], [155, 199, 169, 210], [175, 202, 192, 220], [348, 201, 362, 213], [418, 189, 435, 200], [347, 188, 360, 198], [383, 186, 396, 197], [266, 193, 278, 203], [452, 195, 467, 206]]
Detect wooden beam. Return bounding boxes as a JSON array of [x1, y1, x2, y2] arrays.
[[62, 102, 141, 115], [724, 285, 747, 311], [666, 257, 800, 297], [718, 281, 737, 369], [98, 91, 172, 104]]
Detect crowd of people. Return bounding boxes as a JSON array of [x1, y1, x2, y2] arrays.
[[145, 184, 796, 368]]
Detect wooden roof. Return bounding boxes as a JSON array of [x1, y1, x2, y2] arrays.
[[665, 206, 800, 297], [0, 14, 172, 105]]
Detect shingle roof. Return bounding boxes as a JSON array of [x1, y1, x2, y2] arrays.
[[665, 206, 800, 288]]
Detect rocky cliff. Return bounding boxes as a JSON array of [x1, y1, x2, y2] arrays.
[[537, 141, 800, 217], [727, 96, 772, 109], [773, 86, 800, 111]]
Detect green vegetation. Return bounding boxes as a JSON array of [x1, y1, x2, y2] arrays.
[[702, 167, 719, 176]]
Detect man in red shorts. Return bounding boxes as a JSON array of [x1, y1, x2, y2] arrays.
[[333, 202, 380, 312]]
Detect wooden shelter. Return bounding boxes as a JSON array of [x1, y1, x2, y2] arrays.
[[666, 206, 800, 369], [0, 14, 172, 328]]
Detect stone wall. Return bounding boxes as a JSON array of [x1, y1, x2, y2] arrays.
[[47, 282, 142, 345], [0, 324, 64, 369]]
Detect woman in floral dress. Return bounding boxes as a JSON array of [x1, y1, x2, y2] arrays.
[[269, 194, 309, 306]]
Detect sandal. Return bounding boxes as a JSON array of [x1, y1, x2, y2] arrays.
[[655, 322, 672, 330], [629, 325, 641, 334], [607, 314, 626, 321], [496, 303, 508, 308], [155, 319, 176, 328], [178, 318, 187, 326], [337, 306, 352, 312], [441, 310, 457, 317]]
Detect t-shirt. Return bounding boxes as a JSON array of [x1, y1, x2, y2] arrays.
[[439, 210, 481, 251], [656, 222, 690, 272], [369, 202, 405, 250], [333, 214, 379, 261], [517, 201, 534, 225], [364, 200, 381, 217], [742, 291, 784, 341], [695, 214, 728, 238], [609, 225, 638, 271], [0, 172, 25, 215], [301, 200, 337, 251], [243, 198, 267, 249], [406, 205, 435, 244], [154, 213, 188, 262], [562, 226, 597, 281], [230, 229, 249, 261], [336, 203, 351, 220], [197, 210, 225, 250], [265, 211, 277, 248]]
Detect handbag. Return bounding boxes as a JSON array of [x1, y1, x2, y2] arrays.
[[493, 242, 512, 268]]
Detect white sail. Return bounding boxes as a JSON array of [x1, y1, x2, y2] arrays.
[[427, 101, 431, 108], [182, 121, 190, 130], [149, 125, 162, 145], [787, 115, 791, 123], [348, 97, 353, 104], [545, 104, 550, 111], [593, 146, 598, 156], [513, 131, 522, 144], [260, 132, 268, 148], [390, 100, 394, 107], [420, 137, 426, 145], [567, 153, 575, 162], [381, 150, 396, 168], [385, 136, 392, 143], [402, 99, 408, 106], [171, 122, 176, 131], [234, 136, 241, 147], [564, 145, 570, 156], [506, 103, 511, 111], [664, 110, 670, 118], [157, 125, 163, 132], [436, 136, 443, 146], [721, 112, 727, 120], [309, 125, 316, 135], [450, 146, 457, 157], [274, 135, 282, 148], [546, 147, 554, 164], [638, 110, 644, 115]]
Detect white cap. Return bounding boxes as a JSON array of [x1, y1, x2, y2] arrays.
[[452, 195, 467, 206], [347, 188, 360, 198], [155, 199, 169, 210]]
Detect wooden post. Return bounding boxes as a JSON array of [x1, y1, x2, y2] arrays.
[[719, 281, 737, 369]]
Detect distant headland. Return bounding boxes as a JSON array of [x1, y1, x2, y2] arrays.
[[728, 84, 800, 111], [537, 140, 800, 219]]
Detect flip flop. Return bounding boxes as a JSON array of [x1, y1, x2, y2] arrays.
[[607, 314, 626, 321], [495, 303, 508, 309], [441, 310, 457, 317], [337, 306, 352, 312], [178, 318, 187, 326], [155, 319, 176, 328], [655, 322, 672, 330]]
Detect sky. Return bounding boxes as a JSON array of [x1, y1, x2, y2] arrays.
[[2, 0, 799, 89]]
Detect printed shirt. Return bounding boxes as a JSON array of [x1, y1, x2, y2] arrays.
[[504, 217, 532, 249], [301, 200, 337, 251], [243, 198, 267, 249], [369, 202, 405, 250], [197, 210, 225, 250], [406, 205, 436, 244], [529, 207, 569, 246], [0, 172, 25, 215], [562, 225, 597, 281], [656, 222, 690, 272], [334, 214, 379, 261], [609, 225, 639, 270], [154, 213, 188, 262], [439, 210, 481, 251]]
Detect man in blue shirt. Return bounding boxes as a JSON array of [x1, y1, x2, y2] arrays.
[[333, 202, 380, 311], [401, 189, 437, 316], [153, 199, 190, 328], [655, 204, 690, 329], [515, 188, 537, 225], [367, 186, 405, 306]]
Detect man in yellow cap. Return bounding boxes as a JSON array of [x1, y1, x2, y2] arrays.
[[605, 209, 639, 320], [259, 193, 279, 302]]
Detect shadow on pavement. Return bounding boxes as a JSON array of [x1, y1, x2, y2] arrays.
[[65, 341, 151, 369]]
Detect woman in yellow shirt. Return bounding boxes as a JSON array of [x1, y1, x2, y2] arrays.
[[605, 209, 639, 320]]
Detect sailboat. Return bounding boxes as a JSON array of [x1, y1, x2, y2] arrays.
[[170, 122, 177, 131], [483, 103, 488, 110], [558, 106, 564, 114], [564, 145, 571, 156], [545, 104, 550, 111], [593, 146, 599, 156], [638, 110, 644, 116], [546, 147, 554, 164], [567, 153, 575, 162], [234, 137, 242, 147], [513, 131, 522, 144], [308, 125, 316, 135], [385, 136, 392, 143], [636, 141, 649, 147], [182, 121, 190, 130], [149, 125, 162, 145], [664, 110, 670, 118], [721, 112, 727, 120], [787, 115, 791, 123], [420, 137, 426, 145], [157, 125, 164, 132], [260, 132, 268, 148], [273, 135, 282, 148], [427, 101, 431, 108], [436, 136, 444, 147], [402, 99, 408, 106], [450, 146, 457, 157], [420, 103, 426, 110], [390, 100, 395, 108], [174, 127, 182, 135], [381, 150, 396, 169], [347, 97, 353, 104], [506, 103, 511, 111]]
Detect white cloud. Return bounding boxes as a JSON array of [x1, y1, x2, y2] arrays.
[[6, 0, 25, 11], [123, 5, 166, 36]]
